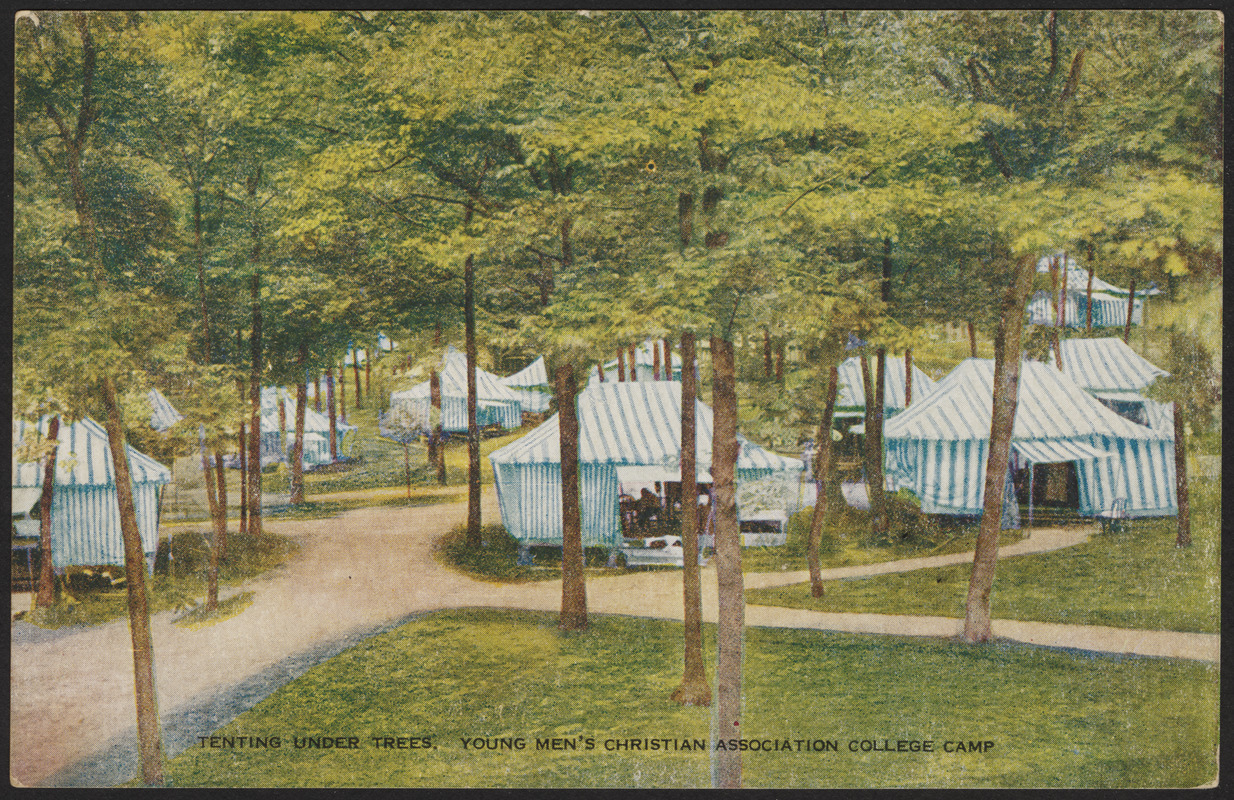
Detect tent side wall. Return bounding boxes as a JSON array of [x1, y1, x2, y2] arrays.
[[51, 483, 161, 567], [1077, 435, 1177, 518], [886, 438, 989, 515], [493, 462, 621, 547]]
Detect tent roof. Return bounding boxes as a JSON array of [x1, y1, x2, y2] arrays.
[[12, 417, 171, 488], [834, 355, 937, 412], [501, 355, 549, 389], [391, 347, 521, 405], [147, 388, 184, 433], [1056, 337, 1169, 393], [262, 387, 355, 434], [883, 359, 1170, 443], [490, 381, 801, 473]]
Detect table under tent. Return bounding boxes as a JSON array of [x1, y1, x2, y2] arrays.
[[1054, 337, 1175, 431], [489, 381, 803, 562], [882, 359, 1177, 527], [390, 346, 523, 433], [260, 387, 356, 468], [1027, 253, 1161, 329], [11, 417, 171, 578], [500, 355, 553, 416], [589, 339, 683, 384]]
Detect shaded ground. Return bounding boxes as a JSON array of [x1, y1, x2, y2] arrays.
[[9, 487, 1218, 787]]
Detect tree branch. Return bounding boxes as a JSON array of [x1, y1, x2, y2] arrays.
[[72, 11, 95, 149], [1060, 48, 1086, 100], [631, 12, 683, 90]]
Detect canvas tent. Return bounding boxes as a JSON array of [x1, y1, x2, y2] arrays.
[[500, 355, 553, 414], [489, 381, 802, 548], [260, 387, 355, 467], [11, 417, 171, 569], [1054, 337, 1174, 430], [147, 388, 184, 433], [589, 339, 683, 384], [1027, 253, 1160, 329], [389, 346, 522, 433], [833, 355, 937, 421], [883, 359, 1176, 519]]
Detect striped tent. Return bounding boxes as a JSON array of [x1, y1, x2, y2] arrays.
[[833, 355, 938, 420], [260, 387, 355, 467], [883, 359, 1176, 519], [12, 417, 170, 568], [500, 355, 553, 414], [1055, 337, 1171, 429], [590, 339, 683, 384], [490, 381, 802, 547], [1028, 255, 1158, 329], [390, 347, 522, 433], [147, 388, 184, 433]]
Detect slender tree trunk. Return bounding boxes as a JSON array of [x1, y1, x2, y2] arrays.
[[904, 349, 914, 407], [968, 321, 978, 358], [808, 367, 839, 597], [248, 274, 262, 537], [465, 254, 482, 546], [277, 389, 287, 455], [1085, 243, 1095, 332], [315, 372, 322, 413], [327, 366, 337, 461], [199, 428, 221, 613], [653, 337, 662, 379], [36, 415, 61, 608], [882, 236, 893, 303], [556, 363, 588, 631], [868, 348, 888, 537], [430, 369, 446, 485], [213, 447, 228, 561], [1058, 251, 1069, 329], [366, 343, 372, 396], [237, 422, 248, 536], [964, 254, 1035, 643], [339, 360, 347, 423], [711, 336, 743, 789], [192, 189, 212, 364], [1123, 278, 1137, 345], [672, 332, 711, 705], [352, 346, 363, 409], [1173, 402, 1191, 547], [290, 343, 308, 504], [100, 376, 164, 785], [663, 338, 672, 380], [403, 443, 412, 501], [763, 326, 773, 379], [617, 348, 626, 382], [628, 344, 637, 381]]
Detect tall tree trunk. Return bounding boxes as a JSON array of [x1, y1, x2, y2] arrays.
[[868, 348, 889, 537], [556, 363, 588, 631], [1173, 402, 1191, 547], [904, 349, 914, 407], [36, 415, 61, 608], [100, 376, 164, 785], [1123, 278, 1137, 345], [662, 338, 672, 380], [968, 321, 978, 358], [710, 336, 743, 789], [653, 337, 662, 379], [213, 447, 228, 561], [964, 254, 1035, 643], [430, 369, 446, 485], [1058, 251, 1069, 329], [314, 371, 322, 412], [617, 348, 626, 382], [248, 274, 262, 537], [290, 343, 308, 505], [807, 367, 839, 597], [193, 189, 212, 364], [237, 422, 248, 536], [763, 326, 773, 378], [628, 344, 637, 381], [366, 341, 372, 396], [352, 346, 363, 409], [339, 360, 347, 423], [277, 389, 287, 456], [327, 366, 337, 461], [672, 332, 711, 705], [199, 427, 222, 613], [464, 254, 482, 546]]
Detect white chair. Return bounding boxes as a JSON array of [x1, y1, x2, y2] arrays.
[[1096, 497, 1129, 534]]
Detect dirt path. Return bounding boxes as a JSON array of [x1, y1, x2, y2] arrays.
[[9, 489, 1218, 787]]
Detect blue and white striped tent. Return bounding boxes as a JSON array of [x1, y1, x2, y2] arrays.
[[1055, 337, 1172, 430], [833, 355, 938, 420], [490, 381, 803, 547], [260, 387, 355, 466], [1027, 255, 1159, 329], [883, 359, 1176, 519], [147, 388, 184, 433], [390, 347, 522, 433], [11, 417, 171, 567], [589, 339, 683, 385], [500, 355, 553, 414]]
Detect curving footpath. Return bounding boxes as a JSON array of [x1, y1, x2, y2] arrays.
[[9, 487, 1219, 787]]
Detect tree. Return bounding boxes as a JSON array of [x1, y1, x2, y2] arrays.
[[807, 366, 839, 597], [556, 363, 587, 631]]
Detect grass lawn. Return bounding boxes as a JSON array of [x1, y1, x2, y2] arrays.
[[746, 479, 1220, 634], [159, 609, 1217, 789]]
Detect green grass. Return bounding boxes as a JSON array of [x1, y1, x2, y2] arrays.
[[18, 530, 298, 629], [746, 479, 1220, 634], [435, 523, 640, 583], [159, 608, 1218, 788], [262, 492, 459, 522]]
